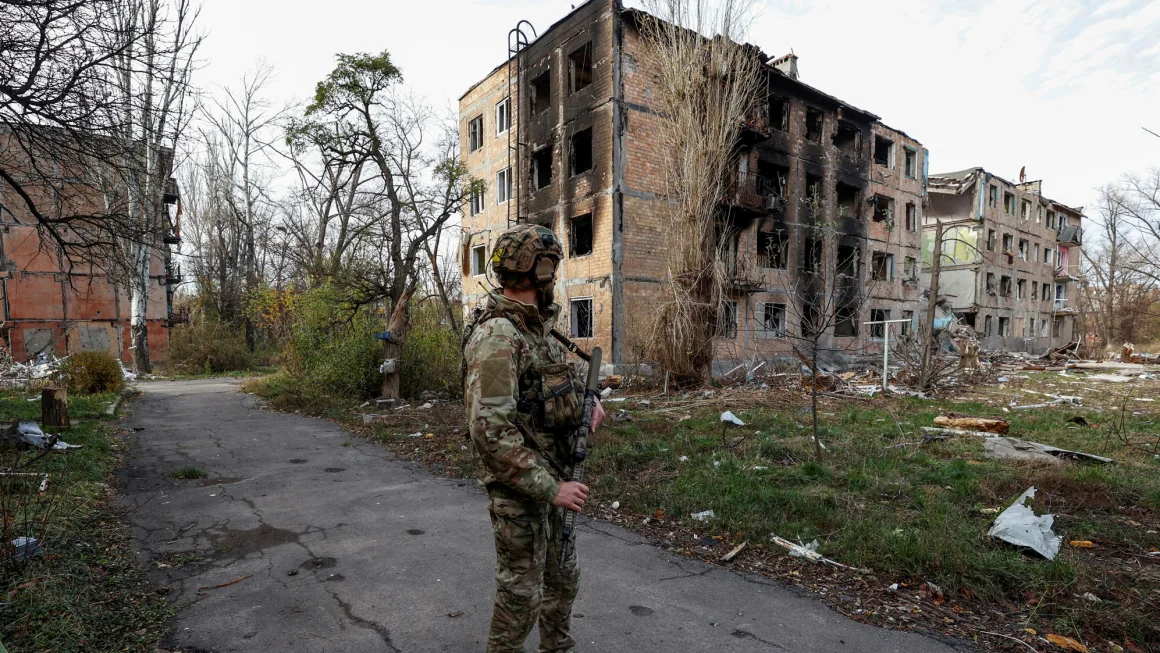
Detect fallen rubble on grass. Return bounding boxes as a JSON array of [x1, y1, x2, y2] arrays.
[[987, 487, 1062, 560], [983, 437, 1114, 465]]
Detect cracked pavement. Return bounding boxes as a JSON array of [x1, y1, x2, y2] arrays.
[[119, 379, 964, 652]]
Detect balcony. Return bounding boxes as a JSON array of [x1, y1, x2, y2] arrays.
[[1053, 298, 1075, 314], [165, 263, 182, 285], [723, 253, 765, 293], [1054, 266, 1076, 281], [722, 171, 782, 212], [1056, 225, 1082, 247]]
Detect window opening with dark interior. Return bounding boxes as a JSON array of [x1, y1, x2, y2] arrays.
[[568, 42, 593, 94], [468, 115, 483, 152], [874, 135, 893, 166], [869, 308, 889, 339], [569, 213, 593, 257], [570, 298, 593, 338], [569, 128, 593, 176], [836, 183, 859, 219], [872, 194, 895, 223], [871, 252, 892, 281], [805, 173, 823, 216], [471, 245, 486, 276], [757, 226, 786, 268], [905, 202, 916, 231], [1000, 275, 1012, 296], [904, 148, 916, 178], [802, 236, 821, 273], [986, 272, 996, 294], [1004, 192, 1015, 214], [762, 302, 786, 336], [757, 160, 788, 208], [768, 94, 789, 132], [530, 70, 550, 116], [836, 243, 859, 279], [998, 316, 1009, 337], [984, 315, 993, 336], [716, 301, 738, 339], [833, 120, 859, 159], [834, 303, 858, 337], [1002, 233, 1013, 253], [531, 145, 553, 191], [902, 310, 914, 335], [800, 302, 819, 337], [805, 107, 824, 142], [989, 184, 998, 207], [987, 229, 996, 251]]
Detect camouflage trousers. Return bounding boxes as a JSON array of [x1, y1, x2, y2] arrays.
[[486, 484, 580, 653]]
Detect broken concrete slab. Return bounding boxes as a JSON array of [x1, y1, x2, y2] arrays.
[[983, 437, 1113, 465], [987, 487, 1061, 560]]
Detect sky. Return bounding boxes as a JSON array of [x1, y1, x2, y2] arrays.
[[194, 0, 1160, 217]]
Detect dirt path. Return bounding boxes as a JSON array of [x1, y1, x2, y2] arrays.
[[118, 379, 965, 652]]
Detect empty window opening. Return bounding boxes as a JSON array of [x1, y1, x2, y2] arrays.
[[872, 194, 895, 223], [1052, 317, 1062, 338], [495, 98, 511, 134], [903, 256, 916, 280], [761, 302, 786, 336], [496, 167, 512, 204], [1046, 210, 1056, 229], [833, 121, 860, 159], [998, 316, 1010, 337], [800, 303, 819, 337], [987, 229, 996, 251], [530, 71, 551, 116], [1000, 275, 1012, 297], [1044, 247, 1053, 266], [1032, 281, 1038, 299], [1017, 239, 1028, 260], [988, 184, 998, 207], [871, 252, 893, 281], [904, 148, 917, 178], [568, 42, 593, 94], [984, 315, 993, 336], [758, 160, 789, 204], [802, 236, 821, 273], [805, 107, 824, 143], [1034, 243, 1040, 262], [569, 128, 593, 176], [569, 213, 593, 257], [1002, 233, 1013, 254], [1041, 283, 1050, 301], [757, 228, 787, 269], [873, 135, 893, 167], [869, 308, 890, 339], [471, 245, 487, 276], [468, 115, 484, 152], [837, 244, 860, 278], [902, 310, 914, 335], [905, 202, 917, 231], [716, 300, 738, 339], [1021, 199, 1031, 221], [804, 173, 824, 216], [570, 298, 593, 338], [469, 185, 485, 216], [1003, 191, 1015, 214], [768, 94, 789, 132], [531, 146, 553, 191], [834, 303, 858, 337], [1039, 319, 1048, 337], [1016, 278, 1026, 300], [836, 183, 860, 219], [986, 272, 996, 294]]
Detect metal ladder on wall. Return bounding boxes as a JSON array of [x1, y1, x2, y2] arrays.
[[507, 21, 536, 228]]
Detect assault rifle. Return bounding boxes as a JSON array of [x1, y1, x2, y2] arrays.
[[559, 345, 601, 567]]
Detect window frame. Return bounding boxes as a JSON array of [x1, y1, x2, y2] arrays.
[[495, 167, 512, 204], [903, 147, 917, 178], [569, 297, 594, 339], [468, 114, 484, 152], [471, 244, 487, 277], [495, 98, 511, 135]]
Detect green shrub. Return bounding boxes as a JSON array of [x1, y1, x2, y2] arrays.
[[400, 304, 462, 398], [169, 319, 253, 373], [283, 285, 382, 401], [61, 351, 125, 395]]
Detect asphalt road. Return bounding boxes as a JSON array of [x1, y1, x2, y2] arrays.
[[119, 379, 964, 653]]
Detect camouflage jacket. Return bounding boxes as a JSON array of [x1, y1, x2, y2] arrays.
[[463, 292, 583, 503]]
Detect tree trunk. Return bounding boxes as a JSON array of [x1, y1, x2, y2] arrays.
[[919, 220, 944, 391], [131, 243, 152, 373], [811, 345, 822, 460], [41, 388, 70, 431], [379, 291, 414, 400]]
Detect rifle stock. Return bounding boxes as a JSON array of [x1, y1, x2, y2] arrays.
[[559, 346, 601, 567]]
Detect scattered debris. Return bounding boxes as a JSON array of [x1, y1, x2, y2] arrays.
[[7, 536, 42, 561], [933, 414, 1009, 434], [611, 409, 634, 423], [1045, 633, 1090, 653], [721, 541, 747, 562], [195, 574, 251, 596], [770, 535, 855, 569], [1086, 374, 1133, 383], [1, 420, 81, 451], [987, 487, 1061, 560], [691, 510, 715, 521], [1068, 540, 1096, 548], [921, 426, 994, 439], [1081, 592, 1101, 603], [611, 501, 620, 510], [719, 411, 745, 426], [1066, 416, 1090, 427], [983, 437, 1114, 465]]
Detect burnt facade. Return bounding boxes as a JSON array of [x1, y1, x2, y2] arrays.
[[459, 0, 928, 369]]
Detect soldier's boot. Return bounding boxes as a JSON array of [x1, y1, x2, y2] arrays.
[[487, 494, 548, 653], [537, 506, 580, 653]]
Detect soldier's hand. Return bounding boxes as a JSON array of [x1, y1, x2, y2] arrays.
[[552, 481, 589, 512], [591, 398, 606, 433]]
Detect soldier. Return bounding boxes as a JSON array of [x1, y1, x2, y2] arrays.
[[463, 224, 605, 653]]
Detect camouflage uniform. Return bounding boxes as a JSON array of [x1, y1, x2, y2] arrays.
[[464, 226, 585, 653]]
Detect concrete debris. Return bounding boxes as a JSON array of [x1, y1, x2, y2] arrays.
[[983, 437, 1113, 465], [1, 420, 81, 451], [987, 486, 1061, 560]]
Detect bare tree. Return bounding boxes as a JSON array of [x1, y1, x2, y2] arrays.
[[637, 0, 764, 385]]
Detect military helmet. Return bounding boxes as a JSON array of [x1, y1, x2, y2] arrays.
[[490, 224, 562, 288]]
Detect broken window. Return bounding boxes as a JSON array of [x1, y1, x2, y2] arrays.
[[986, 272, 996, 294], [833, 121, 860, 159], [1004, 191, 1015, 215], [570, 297, 593, 338], [834, 303, 858, 337], [1044, 247, 1053, 266], [468, 115, 484, 152], [761, 302, 786, 336], [768, 94, 789, 132], [757, 160, 788, 207], [836, 183, 860, 219], [469, 185, 485, 215], [904, 148, 917, 178], [1032, 281, 1038, 300], [1040, 319, 1048, 337], [1046, 210, 1056, 229], [801, 303, 819, 337], [805, 107, 824, 143], [1000, 275, 1012, 297], [495, 98, 511, 134], [757, 228, 787, 269], [873, 135, 893, 167], [802, 236, 821, 273], [1037, 205, 1043, 224], [1052, 317, 1062, 338], [869, 308, 889, 339], [1016, 279, 1026, 300], [998, 316, 1009, 337], [871, 252, 893, 281], [836, 244, 859, 279], [1017, 239, 1028, 259], [569, 128, 593, 176], [902, 310, 914, 336], [903, 256, 916, 281], [1021, 199, 1031, 221], [804, 174, 824, 216], [471, 245, 487, 276], [530, 70, 551, 116], [569, 213, 593, 257], [872, 194, 894, 223], [987, 229, 996, 252], [531, 145, 553, 191], [568, 42, 593, 94], [1041, 283, 1050, 301], [1002, 233, 1013, 254], [989, 184, 998, 207], [496, 167, 512, 203], [905, 202, 916, 231], [716, 300, 738, 339], [1034, 243, 1040, 262], [984, 315, 993, 336]]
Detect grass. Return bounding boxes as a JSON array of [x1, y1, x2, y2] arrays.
[[0, 391, 170, 652], [171, 466, 207, 480]]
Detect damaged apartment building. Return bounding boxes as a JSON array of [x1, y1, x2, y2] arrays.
[[459, 0, 927, 369], [924, 168, 1082, 352]]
